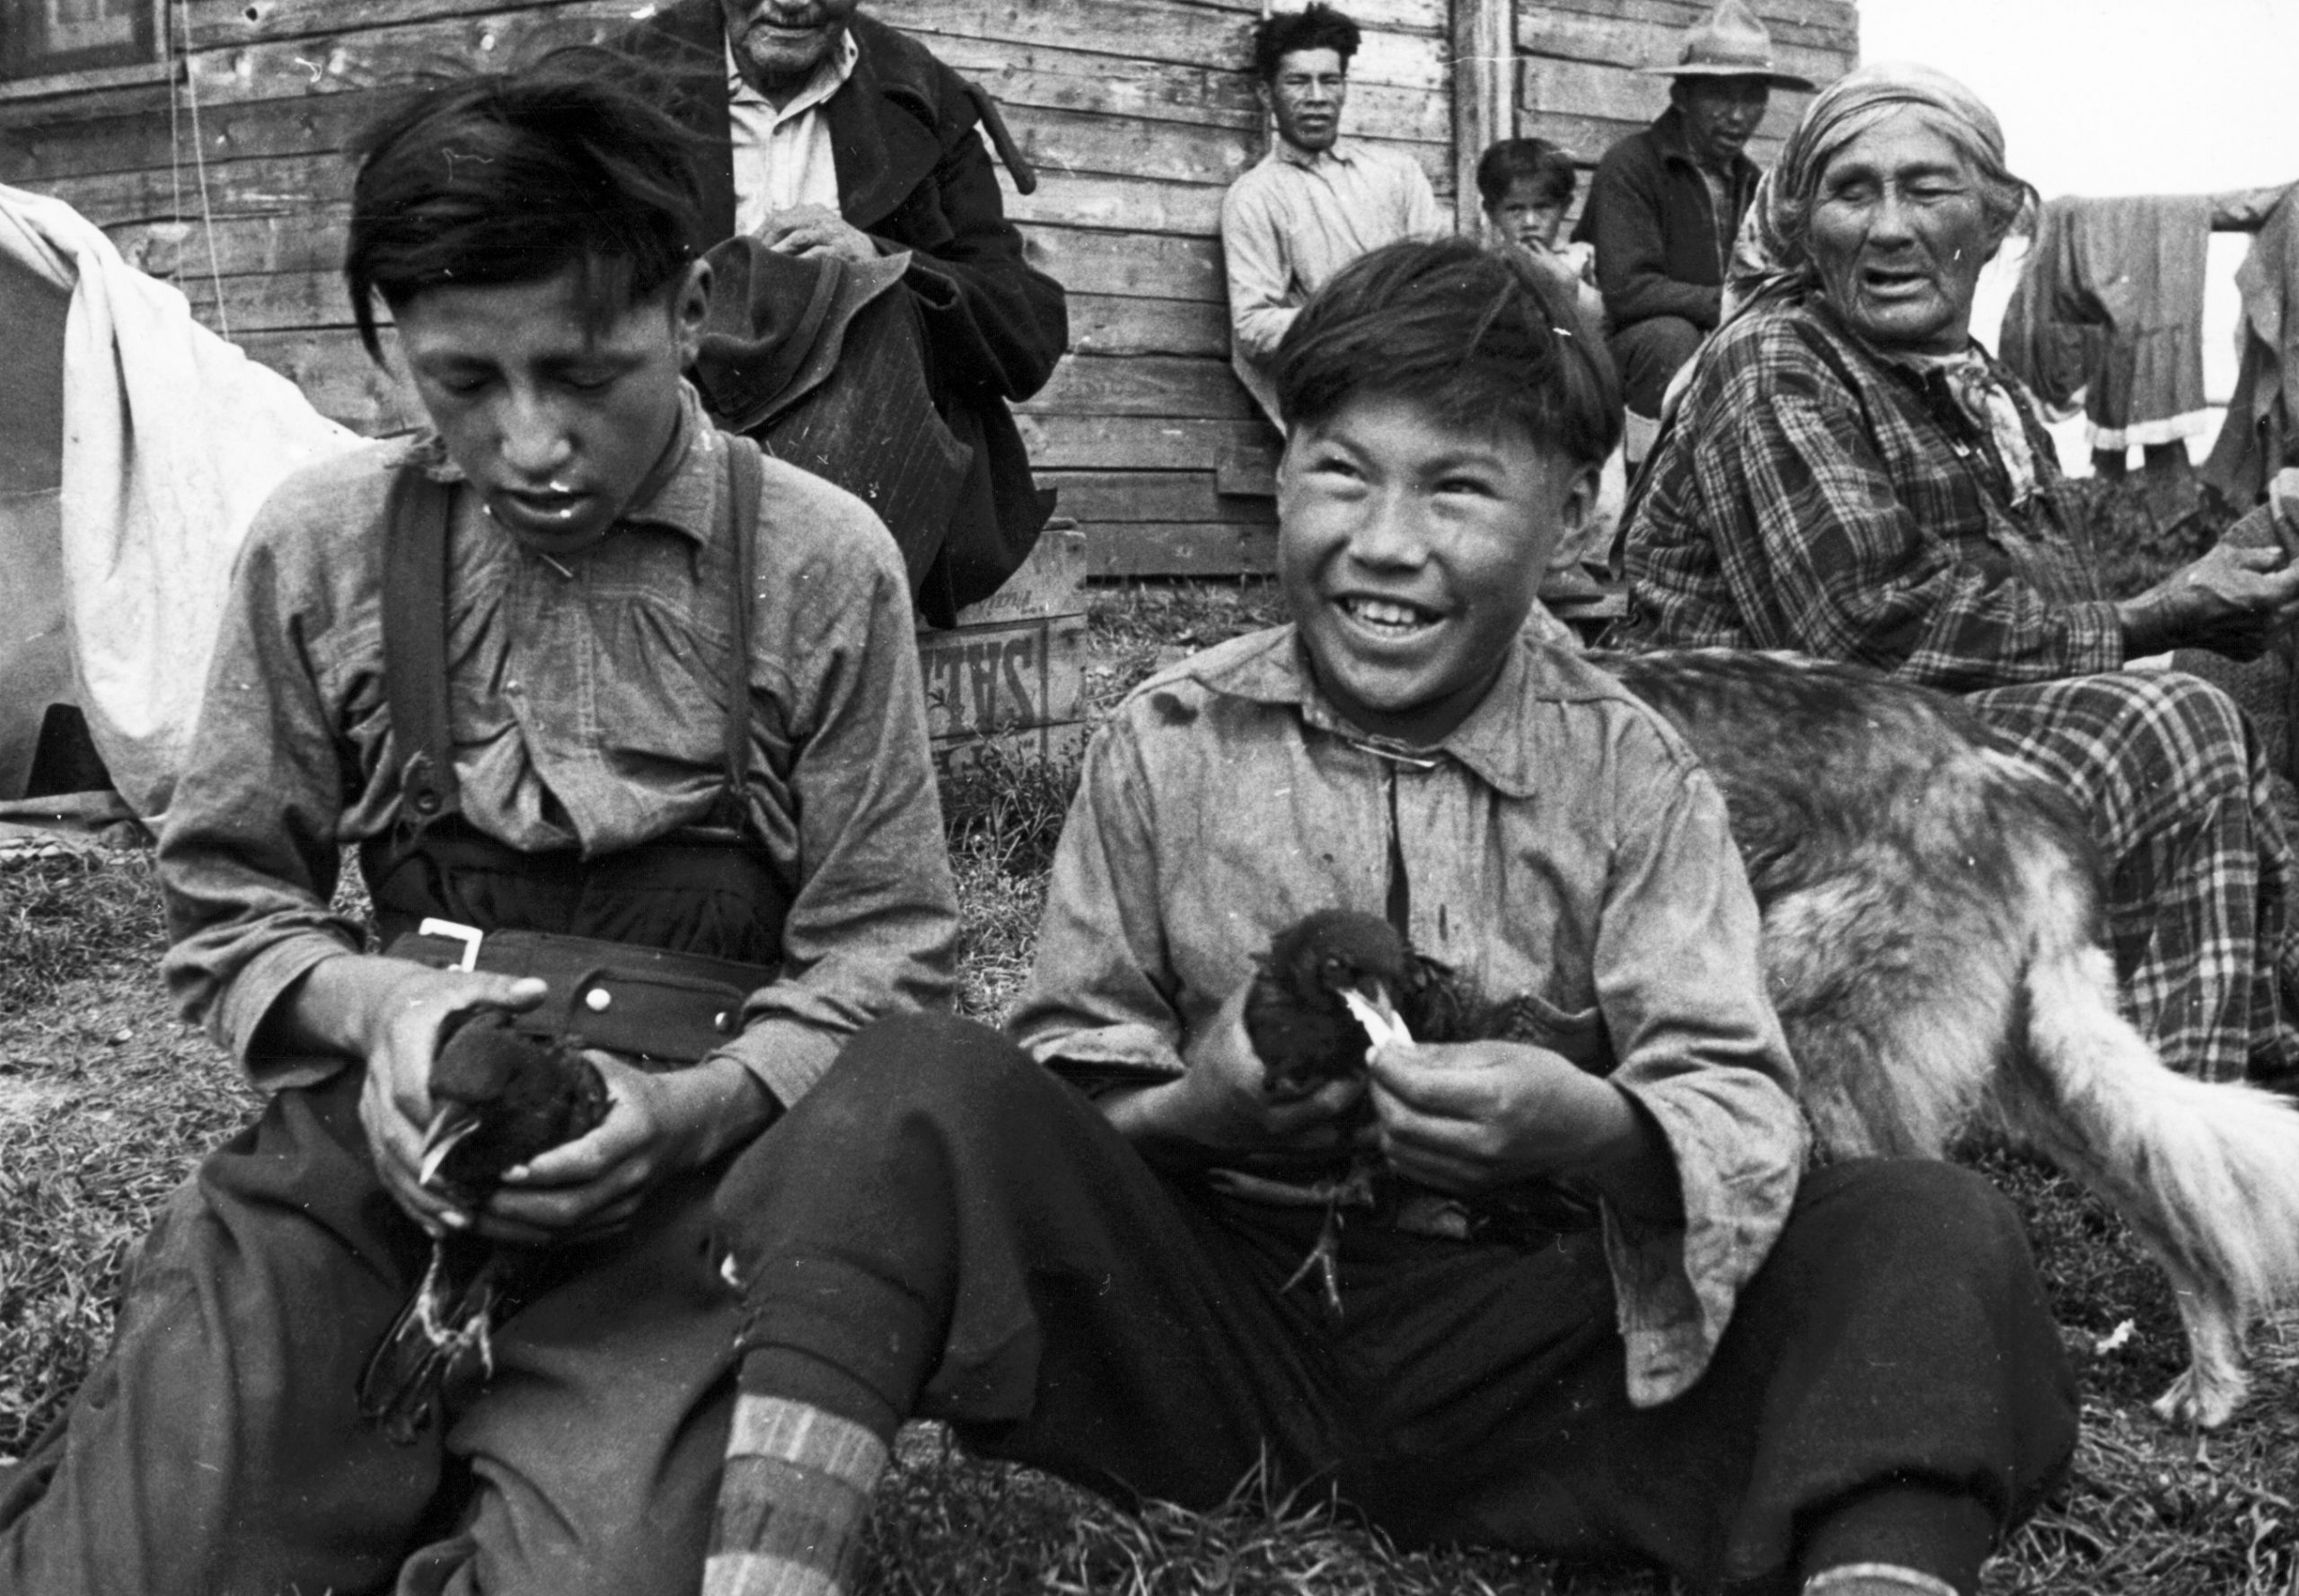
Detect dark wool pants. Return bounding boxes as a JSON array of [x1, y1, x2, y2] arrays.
[[0, 1069, 742, 1596], [1609, 315, 1707, 419], [716, 1014, 2079, 1593]]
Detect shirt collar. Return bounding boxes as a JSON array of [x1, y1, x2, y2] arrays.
[[1178, 624, 1620, 798], [1273, 136, 1359, 172], [401, 383, 721, 549], [725, 24, 859, 119]]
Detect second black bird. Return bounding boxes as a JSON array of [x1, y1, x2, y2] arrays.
[[1241, 909, 1424, 1310]]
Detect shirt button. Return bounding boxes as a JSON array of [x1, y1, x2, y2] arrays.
[[585, 988, 612, 1013]]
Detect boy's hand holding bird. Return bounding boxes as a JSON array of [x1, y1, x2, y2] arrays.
[[329, 957, 770, 1246]]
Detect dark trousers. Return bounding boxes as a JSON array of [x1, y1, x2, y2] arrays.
[[718, 1014, 2078, 1593], [1610, 314, 1707, 418], [0, 1070, 742, 1596]]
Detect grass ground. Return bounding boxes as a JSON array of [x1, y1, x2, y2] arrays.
[[2, 580, 2295, 1594]]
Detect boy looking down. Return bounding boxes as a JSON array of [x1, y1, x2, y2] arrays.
[[0, 55, 956, 1596], [699, 240, 2077, 1596]]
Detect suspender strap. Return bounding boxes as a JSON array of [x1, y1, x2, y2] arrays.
[[381, 464, 462, 830], [721, 435, 763, 815], [380, 435, 765, 836]]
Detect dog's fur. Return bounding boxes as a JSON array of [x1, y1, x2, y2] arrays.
[[1601, 648, 2299, 1427]]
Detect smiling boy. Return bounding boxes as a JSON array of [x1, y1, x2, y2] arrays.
[[698, 240, 2075, 1596], [0, 54, 956, 1596]]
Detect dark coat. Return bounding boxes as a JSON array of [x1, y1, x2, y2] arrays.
[[1572, 106, 1759, 335], [631, 2, 1070, 622]]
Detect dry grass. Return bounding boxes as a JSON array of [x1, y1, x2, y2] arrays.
[[3, 581, 2297, 1593]]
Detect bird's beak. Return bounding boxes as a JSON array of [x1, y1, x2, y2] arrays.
[[1340, 979, 1414, 1049], [418, 1105, 481, 1190]]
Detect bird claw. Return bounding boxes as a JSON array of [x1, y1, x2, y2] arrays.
[[1281, 1201, 1347, 1316]]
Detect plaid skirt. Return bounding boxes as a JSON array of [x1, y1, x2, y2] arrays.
[[1969, 668, 2299, 1083]]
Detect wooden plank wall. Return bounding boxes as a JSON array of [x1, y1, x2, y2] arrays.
[[1519, 0, 1854, 198], [0, 0, 1853, 582]]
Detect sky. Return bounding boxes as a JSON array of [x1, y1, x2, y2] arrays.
[[1857, 0, 2299, 442]]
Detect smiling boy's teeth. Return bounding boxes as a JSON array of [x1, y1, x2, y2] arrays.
[[1346, 597, 1428, 628]]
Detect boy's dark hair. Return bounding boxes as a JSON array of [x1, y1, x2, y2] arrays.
[[1475, 138, 1578, 211], [344, 48, 705, 363], [1249, 4, 1361, 84], [1272, 237, 1622, 468]]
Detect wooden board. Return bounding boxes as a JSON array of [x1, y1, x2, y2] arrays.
[[920, 520, 1086, 757], [1024, 354, 1256, 421], [1063, 294, 1229, 359], [912, 30, 1450, 145], [916, 607, 1088, 745], [1519, 55, 1814, 142], [1015, 413, 1280, 476], [1532, 0, 1855, 54], [235, 327, 422, 433], [1039, 470, 1279, 526], [1519, 7, 1845, 84], [1024, 224, 1225, 303], [1087, 521, 1279, 577]]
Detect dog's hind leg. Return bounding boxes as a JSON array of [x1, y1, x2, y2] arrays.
[[1995, 921, 2299, 1427]]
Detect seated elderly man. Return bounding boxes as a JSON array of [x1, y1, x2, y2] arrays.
[[630, 0, 1069, 622], [1622, 63, 2299, 1089]]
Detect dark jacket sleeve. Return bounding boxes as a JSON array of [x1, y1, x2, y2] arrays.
[[1577, 131, 1724, 332], [841, 17, 1067, 405]]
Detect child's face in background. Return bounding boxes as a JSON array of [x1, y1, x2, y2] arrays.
[[1487, 178, 1565, 251], [1279, 392, 1595, 746]]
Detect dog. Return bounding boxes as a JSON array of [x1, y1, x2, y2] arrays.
[[1600, 647, 2299, 1428]]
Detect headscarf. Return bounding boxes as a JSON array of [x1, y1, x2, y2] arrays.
[[1648, 64, 2047, 508], [1723, 61, 2032, 321]]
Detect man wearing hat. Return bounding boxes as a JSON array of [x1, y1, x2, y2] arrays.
[[1572, 0, 1811, 459]]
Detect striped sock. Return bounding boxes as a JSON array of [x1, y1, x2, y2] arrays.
[[1803, 1564, 1964, 1596], [703, 1396, 891, 1596]]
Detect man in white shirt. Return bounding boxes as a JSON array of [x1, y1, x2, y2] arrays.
[[1219, 2, 1443, 428]]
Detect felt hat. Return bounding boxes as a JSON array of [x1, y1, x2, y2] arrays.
[[1643, 0, 1814, 91], [691, 238, 973, 595], [691, 242, 914, 435]]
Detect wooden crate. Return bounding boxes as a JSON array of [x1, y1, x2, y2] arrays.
[[915, 518, 1088, 765]]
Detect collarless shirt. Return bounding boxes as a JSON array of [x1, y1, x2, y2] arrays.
[[158, 384, 958, 1110], [1220, 137, 1444, 422], [1008, 625, 1805, 1406], [727, 25, 859, 236]]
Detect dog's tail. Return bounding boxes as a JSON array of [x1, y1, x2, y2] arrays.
[[1999, 865, 2299, 1424]]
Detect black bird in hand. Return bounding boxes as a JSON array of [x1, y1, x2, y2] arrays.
[[1242, 909, 1421, 1312], [357, 1010, 609, 1445]]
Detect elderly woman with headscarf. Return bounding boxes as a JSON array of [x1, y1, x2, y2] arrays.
[[1621, 63, 2299, 1089]]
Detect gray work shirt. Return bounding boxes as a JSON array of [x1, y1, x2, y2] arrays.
[[1008, 627, 1805, 1406], [159, 389, 959, 1110]]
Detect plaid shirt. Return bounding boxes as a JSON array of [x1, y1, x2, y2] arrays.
[[1624, 296, 2127, 692]]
